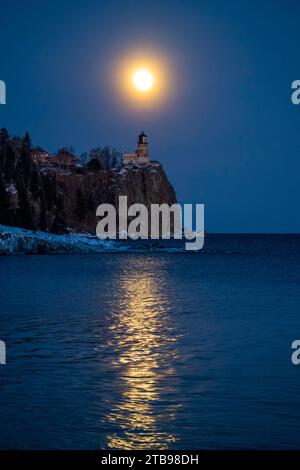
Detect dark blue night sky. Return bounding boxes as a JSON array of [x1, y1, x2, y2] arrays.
[[1, 0, 300, 232]]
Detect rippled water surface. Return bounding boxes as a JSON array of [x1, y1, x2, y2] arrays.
[[1, 235, 300, 449]]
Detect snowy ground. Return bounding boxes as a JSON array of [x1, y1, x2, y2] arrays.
[[0, 225, 183, 254], [0, 225, 125, 254]]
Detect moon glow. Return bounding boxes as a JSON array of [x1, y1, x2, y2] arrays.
[[132, 69, 154, 92]]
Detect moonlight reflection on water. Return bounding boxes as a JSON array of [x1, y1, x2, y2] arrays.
[[104, 258, 181, 449]]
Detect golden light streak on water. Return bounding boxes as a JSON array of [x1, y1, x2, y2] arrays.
[[105, 258, 180, 449]]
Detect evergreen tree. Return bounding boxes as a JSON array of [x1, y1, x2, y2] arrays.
[[30, 170, 40, 199], [19, 131, 33, 187], [39, 187, 47, 231], [87, 157, 102, 171], [22, 131, 32, 154], [0, 127, 9, 144], [0, 174, 11, 225], [43, 174, 57, 211], [16, 178, 33, 229], [0, 128, 10, 171], [51, 194, 66, 233], [10, 137, 23, 178]]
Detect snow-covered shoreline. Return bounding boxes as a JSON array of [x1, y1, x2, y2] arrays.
[[0, 225, 184, 254], [0, 225, 124, 254]]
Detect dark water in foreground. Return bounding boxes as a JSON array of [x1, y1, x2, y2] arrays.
[[1, 234, 300, 449]]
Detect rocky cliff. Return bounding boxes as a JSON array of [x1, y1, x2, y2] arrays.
[[0, 128, 177, 235], [57, 161, 177, 233], [1, 161, 177, 235]]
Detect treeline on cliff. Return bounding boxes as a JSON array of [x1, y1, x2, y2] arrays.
[[0, 128, 121, 232]]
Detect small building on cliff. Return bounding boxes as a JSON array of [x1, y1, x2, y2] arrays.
[[123, 131, 149, 165], [51, 149, 77, 170], [31, 147, 77, 171], [31, 147, 50, 165]]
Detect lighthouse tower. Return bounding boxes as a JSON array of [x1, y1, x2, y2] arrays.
[[137, 131, 149, 161], [123, 131, 150, 164]]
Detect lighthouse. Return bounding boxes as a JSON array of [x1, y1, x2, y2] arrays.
[[123, 131, 150, 165], [137, 131, 148, 160]]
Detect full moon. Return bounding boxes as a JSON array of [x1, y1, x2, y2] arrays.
[[132, 69, 154, 92], [114, 51, 170, 107]]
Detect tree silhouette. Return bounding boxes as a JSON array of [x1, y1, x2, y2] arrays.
[[0, 174, 11, 225]]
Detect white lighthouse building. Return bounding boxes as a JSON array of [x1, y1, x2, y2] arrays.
[[123, 131, 149, 165]]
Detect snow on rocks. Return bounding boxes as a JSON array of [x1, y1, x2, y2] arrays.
[[0, 225, 123, 255], [0, 224, 184, 255], [5, 183, 17, 195]]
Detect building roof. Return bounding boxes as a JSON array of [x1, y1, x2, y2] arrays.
[[31, 146, 47, 154]]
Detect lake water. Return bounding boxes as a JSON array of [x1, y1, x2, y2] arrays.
[[1, 234, 300, 449]]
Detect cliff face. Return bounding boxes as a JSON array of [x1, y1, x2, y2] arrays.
[[2, 161, 177, 234], [57, 162, 177, 233]]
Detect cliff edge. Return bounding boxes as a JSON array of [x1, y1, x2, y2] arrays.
[[1, 161, 177, 235], [57, 161, 177, 233]]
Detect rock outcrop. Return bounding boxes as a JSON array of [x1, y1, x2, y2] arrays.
[[57, 162, 177, 233], [1, 161, 177, 235]]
